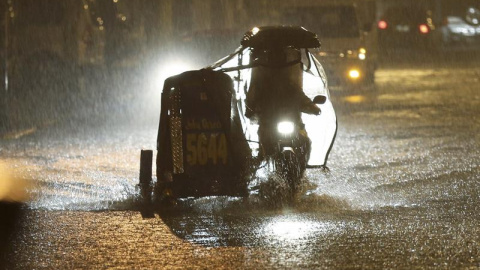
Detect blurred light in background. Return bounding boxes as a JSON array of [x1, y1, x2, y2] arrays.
[[419, 24, 430, 34], [348, 69, 360, 79], [378, 20, 388, 30], [358, 48, 366, 60], [151, 61, 194, 90]]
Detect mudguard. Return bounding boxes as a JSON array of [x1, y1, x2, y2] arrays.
[[156, 70, 251, 198]]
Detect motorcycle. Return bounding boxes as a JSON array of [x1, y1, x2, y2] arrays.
[[255, 94, 327, 198], [139, 26, 337, 208]]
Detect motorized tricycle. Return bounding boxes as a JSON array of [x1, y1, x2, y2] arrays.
[[139, 26, 337, 207]]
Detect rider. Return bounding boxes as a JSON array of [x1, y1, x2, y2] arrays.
[[245, 46, 320, 157]]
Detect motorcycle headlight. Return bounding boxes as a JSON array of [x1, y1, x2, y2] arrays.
[[277, 121, 295, 135]]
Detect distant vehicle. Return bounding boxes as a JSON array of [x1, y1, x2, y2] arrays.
[[279, 2, 378, 87], [377, 6, 435, 52], [139, 26, 337, 207], [435, 5, 480, 51], [378, 3, 480, 54]]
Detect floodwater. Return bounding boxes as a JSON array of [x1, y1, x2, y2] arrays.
[[1, 59, 480, 269]]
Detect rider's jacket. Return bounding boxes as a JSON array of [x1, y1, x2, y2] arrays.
[[245, 59, 320, 124]]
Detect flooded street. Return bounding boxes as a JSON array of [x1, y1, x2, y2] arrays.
[[1, 61, 480, 269]]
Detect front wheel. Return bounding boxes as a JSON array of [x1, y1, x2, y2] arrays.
[[275, 150, 305, 198]]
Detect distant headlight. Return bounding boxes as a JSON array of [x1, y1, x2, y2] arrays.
[[348, 69, 361, 79], [346, 48, 367, 60], [358, 48, 366, 60], [277, 121, 295, 135]]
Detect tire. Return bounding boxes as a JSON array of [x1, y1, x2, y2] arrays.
[[275, 151, 304, 198]]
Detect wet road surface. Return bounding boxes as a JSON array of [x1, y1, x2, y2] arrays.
[[1, 60, 480, 269]]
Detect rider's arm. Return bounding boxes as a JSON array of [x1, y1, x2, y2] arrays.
[[297, 91, 321, 115]]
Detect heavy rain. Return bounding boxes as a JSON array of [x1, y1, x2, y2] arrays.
[[1, 0, 480, 269]]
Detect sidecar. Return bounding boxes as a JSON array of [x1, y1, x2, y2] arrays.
[[140, 26, 337, 201]]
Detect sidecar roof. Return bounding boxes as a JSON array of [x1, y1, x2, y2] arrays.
[[241, 26, 321, 49]]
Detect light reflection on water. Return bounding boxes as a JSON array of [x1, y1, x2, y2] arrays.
[[261, 215, 341, 242], [156, 192, 353, 248], [342, 95, 367, 104]]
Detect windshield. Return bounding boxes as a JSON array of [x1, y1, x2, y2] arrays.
[[281, 5, 360, 38], [302, 52, 328, 98]]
